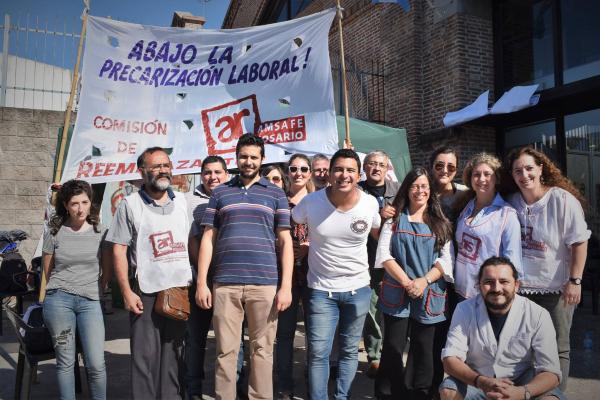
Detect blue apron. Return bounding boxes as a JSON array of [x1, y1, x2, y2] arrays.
[[378, 209, 447, 324]]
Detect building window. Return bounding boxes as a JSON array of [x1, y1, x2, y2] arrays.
[[561, 0, 600, 84], [565, 108, 600, 233], [500, 0, 555, 89], [504, 120, 558, 161]]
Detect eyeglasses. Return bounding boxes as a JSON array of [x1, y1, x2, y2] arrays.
[[268, 176, 282, 183], [434, 162, 457, 173], [145, 163, 172, 172], [313, 168, 328, 174], [367, 161, 388, 169], [288, 166, 310, 174], [409, 184, 430, 192]]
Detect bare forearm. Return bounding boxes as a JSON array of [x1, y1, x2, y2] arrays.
[[382, 259, 411, 286], [42, 253, 54, 281], [112, 245, 132, 294], [443, 357, 480, 387], [570, 241, 588, 277], [197, 228, 216, 287], [278, 231, 294, 289], [426, 263, 444, 283], [524, 371, 560, 397]]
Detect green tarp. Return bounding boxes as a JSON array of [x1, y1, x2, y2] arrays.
[[336, 116, 411, 182]]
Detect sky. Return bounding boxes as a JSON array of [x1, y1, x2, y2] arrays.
[[0, 0, 231, 69]]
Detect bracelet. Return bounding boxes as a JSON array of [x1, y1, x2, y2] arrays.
[[474, 374, 482, 388]]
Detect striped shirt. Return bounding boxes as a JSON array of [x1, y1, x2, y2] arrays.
[[201, 176, 291, 285]]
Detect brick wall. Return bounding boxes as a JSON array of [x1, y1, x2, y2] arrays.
[[224, 0, 498, 171], [0, 107, 65, 263]]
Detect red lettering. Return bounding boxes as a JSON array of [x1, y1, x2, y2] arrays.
[[176, 160, 189, 169], [92, 163, 106, 177], [115, 162, 137, 175], [76, 161, 93, 178], [189, 159, 202, 168], [104, 163, 116, 176]]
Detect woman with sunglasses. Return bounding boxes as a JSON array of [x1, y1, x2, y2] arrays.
[[262, 164, 287, 191], [42, 180, 111, 400], [275, 153, 314, 399], [374, 167, 453, 400], [453, 153, 522, 301], [507, 147, 590, 390], [430, 146, 467, 222]]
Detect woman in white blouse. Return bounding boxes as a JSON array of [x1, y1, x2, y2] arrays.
[[507, 146, 590, 390], [453, 152, 522, 300]]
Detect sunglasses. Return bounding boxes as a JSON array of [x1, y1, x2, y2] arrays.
[[434, 162, 457, 173], [268, 175, 282, 183], [288, 166, 310, 173]]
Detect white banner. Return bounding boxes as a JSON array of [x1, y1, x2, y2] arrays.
[[62, 9, 338, 183]]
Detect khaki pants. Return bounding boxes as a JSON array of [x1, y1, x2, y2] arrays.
[[213, 283, 278, 400]]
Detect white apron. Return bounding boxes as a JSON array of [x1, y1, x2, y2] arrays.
[[126, 192, 192, 293], [454, 204, 511, 299]]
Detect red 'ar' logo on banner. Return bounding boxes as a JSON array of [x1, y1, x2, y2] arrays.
[[201, 94, 261, 155]]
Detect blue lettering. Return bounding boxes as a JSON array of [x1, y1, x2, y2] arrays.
[[181, 45, 197, 64], [99, 59, 113, 77], [143, 41, 157, 62], [127, 40, 144, 61]]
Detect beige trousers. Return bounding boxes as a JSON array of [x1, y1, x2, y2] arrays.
[[213, 283, 278, 400]]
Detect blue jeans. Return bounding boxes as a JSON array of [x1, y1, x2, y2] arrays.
[[307, 286, 371, 400], [276, 285, 308, 394], [43, 290, 106, 400]]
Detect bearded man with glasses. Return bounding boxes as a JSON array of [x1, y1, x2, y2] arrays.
[[107, 146, 193, 399], [356, 150, 400, 379]]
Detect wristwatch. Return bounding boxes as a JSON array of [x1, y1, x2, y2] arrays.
[[569, 277, 582, 285], [425, 275, 432, 285], [523, 385, 531, 400]]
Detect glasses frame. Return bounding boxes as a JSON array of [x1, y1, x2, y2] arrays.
[[288, 166, 310, 174], [434, 162, 457, 173]]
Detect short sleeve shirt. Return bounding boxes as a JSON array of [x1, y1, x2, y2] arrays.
[[201, 176, 290, 285], [292, 189, 381, 292], [105, 187, 176, 274], [43, 224, 107, 300]]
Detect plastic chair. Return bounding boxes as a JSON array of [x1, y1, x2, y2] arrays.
[[0, 270, 40, 336], [5, 306, 82, 400]]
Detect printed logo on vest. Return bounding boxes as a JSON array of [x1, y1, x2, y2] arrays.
[[149, 231, 186, 258], [521, 226, 547, 252], [350, 217, 369, 234], [458, 232, 482, 261]]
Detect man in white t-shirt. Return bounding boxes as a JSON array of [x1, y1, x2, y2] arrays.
[[292, 149, 381, 400]]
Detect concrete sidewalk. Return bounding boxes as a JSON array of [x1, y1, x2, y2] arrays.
[[1, 293, 599, 399]]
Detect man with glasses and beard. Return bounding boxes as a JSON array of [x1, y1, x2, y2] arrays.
[[196, 134, 293, 400], [107, 147, 193, 399], [358, 150, 399, 378], [440, 256, 564, 400]]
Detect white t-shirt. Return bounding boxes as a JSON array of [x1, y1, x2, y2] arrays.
[[292, 188, 381, 292], [508, 187, 591, 293]]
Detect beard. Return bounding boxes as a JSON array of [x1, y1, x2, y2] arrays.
[[484, 290, 515, 311], [148, 173, 171, 191], [239, 168, 259, 180]]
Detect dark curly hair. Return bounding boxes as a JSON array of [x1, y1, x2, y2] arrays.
[[391, 167, 453, 251], [506, 146, 587, 209], [49, 180, 100, 235]]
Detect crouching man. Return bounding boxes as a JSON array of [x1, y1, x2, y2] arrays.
[[440, 256, 564, 400]]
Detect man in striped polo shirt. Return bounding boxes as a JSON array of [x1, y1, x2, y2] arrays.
[[196, 134, 293, 400]]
